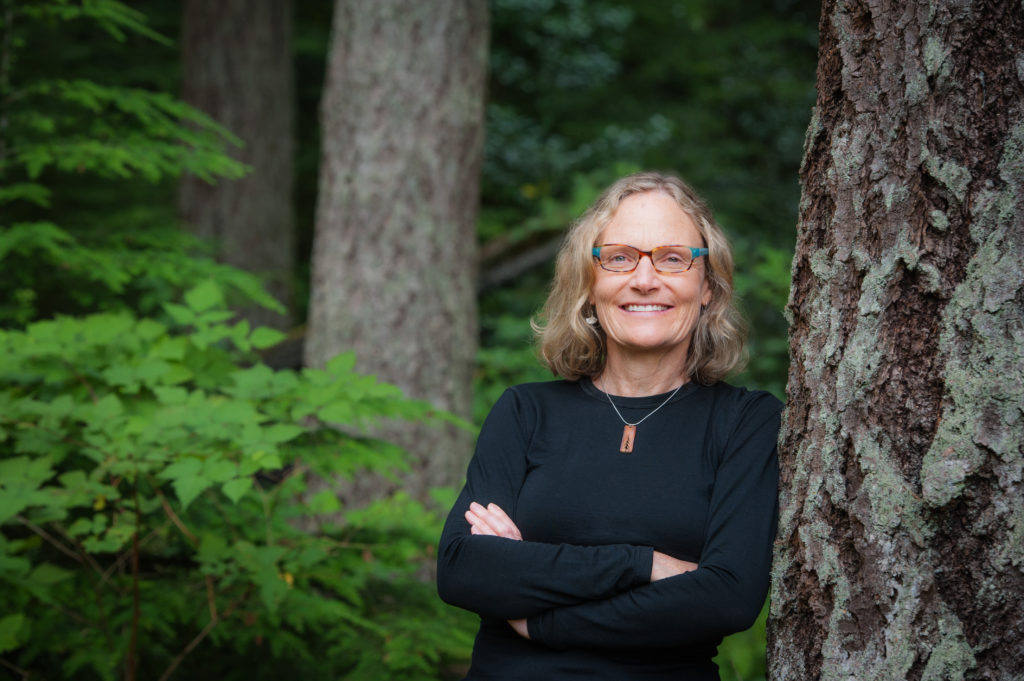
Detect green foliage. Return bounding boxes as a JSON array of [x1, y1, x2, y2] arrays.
[[714, 601, 769, 681], [0, 222, 283, 326], [732, 237, 794, 399], [14, 78, 244, 182], [0, 0, 255, 326], [1, 4, 475, 679], [485, 0, 818, 237], [0, 283, 471, 680]]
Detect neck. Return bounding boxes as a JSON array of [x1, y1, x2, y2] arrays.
[[596, 350, 689, 397]]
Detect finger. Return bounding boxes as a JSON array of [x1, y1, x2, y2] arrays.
[[486, 502, 512, 523], [469, 502, 507, 534], [468, 502, 522, 540], [468, 503, 501, 530], [486, 503, 523, 540], [485, 503, 522, 540], [507, 618, 530, 639], [465, 509, 497, 536]]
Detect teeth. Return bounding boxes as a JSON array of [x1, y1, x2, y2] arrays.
[[624, 304, 669, 312]]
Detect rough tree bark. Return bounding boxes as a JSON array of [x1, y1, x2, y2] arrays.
[[769, 1, 1024, 679], [305, 1, 488, 499], [179, 0, 295, 330]]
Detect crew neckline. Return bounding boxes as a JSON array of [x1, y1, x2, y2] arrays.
[[579, 376, 700, 408]]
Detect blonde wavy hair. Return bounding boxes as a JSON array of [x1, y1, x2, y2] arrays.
[[532, 171, 746, 385]]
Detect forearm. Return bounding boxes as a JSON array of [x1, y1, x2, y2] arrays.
[[437, 521, 654, 619], [526, 563, 768, 650]]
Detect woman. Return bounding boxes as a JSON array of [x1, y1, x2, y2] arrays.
[[437, 172, 782, 680]]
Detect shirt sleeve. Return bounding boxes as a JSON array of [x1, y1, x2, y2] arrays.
[[436, 387, 654, 620], [525, 392, 781, 649]]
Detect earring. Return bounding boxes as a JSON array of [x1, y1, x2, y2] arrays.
[[584, 307, 598, 325]]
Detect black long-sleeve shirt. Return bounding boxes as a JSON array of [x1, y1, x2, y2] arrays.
[[437, 378, 782, 680]]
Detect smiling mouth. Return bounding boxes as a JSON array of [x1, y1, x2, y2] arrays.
[[622, 304, 671, 312]]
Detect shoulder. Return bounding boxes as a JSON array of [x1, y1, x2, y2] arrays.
[[507, 379, 583, 397], [502, 379, 584, 408], [702, 381, 783, 418], [698, 381, 783, 449], [487, 379, 585, 424]]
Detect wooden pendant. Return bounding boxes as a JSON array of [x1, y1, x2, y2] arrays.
[[619, 424, 636, 453]]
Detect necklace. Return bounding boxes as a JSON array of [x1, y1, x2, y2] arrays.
[[596, 378, 685, 453]]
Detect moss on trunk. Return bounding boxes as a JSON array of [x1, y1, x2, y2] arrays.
[[769, 1, 1024, 679]]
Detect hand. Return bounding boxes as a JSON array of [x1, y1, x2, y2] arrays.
[[508, 618, 530, 639], [465, 501, 523, 541], [651, 550, 698, 582]]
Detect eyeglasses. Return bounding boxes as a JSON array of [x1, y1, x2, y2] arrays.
[[592, 244, 709, 273]]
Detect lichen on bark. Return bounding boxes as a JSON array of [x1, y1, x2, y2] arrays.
[[769, 1, 1024, 679]]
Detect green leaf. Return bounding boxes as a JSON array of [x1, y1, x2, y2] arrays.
[[150, 337, 187, 360], [317, 402, 354, 424], [171, 475, 211, 511], [153, 386, 188, 405], [184, 280, 224, 312], [0, 613, 26, 654], [307, 490, 341, 514], [159, 458, 209, 510], [159, 458, 202, 481], [67, 515, 107, 537], [204, 458, 236, 483], [0, 183, 51, 207], [264, 424, 304, 444], [83, 524, 134, 553], [92, 394, 123, 420], [326, 351, 357, 375], [250, 326, 286, 349], [0, 456, 55, 523], [163, 364, 193, 384], [135, 318, 166, 341], [221, 478, 251, 504], [231, 320, 252, 351], [29, 562, 74, 585], [163, 302, 195, 325], [246, 449, 282, 471]]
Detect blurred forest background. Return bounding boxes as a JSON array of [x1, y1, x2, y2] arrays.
[[0, 1, 818, 679]]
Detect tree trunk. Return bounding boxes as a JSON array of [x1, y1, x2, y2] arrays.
[[305, 0, 488, 499], [768, 1, 1024, 679], [179, 0, 295, 330]]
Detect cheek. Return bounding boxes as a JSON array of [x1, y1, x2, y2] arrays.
[[591, 279, 615, 307]]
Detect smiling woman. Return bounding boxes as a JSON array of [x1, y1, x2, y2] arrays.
[[437, 172, 781, 681], [535, 173, 746, 388]]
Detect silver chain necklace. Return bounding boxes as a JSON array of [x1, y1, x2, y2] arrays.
[[596, 378, 685, 453]]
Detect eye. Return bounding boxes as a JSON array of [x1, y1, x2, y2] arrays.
[[658, 250, 688, 263]]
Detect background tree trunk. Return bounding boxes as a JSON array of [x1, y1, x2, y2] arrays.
[[769, 1, 1024, 679], [179, 0, 295, 330], [305, 0, 488, 500]]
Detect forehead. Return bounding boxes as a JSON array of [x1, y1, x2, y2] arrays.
[[599, 191, 704, 247]]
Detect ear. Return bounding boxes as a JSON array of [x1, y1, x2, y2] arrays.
[[700, 278, 713, 307]]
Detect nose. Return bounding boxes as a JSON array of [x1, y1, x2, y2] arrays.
[[628, 254, 661, 291]]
